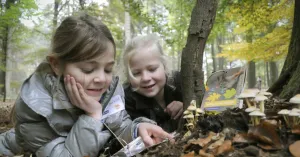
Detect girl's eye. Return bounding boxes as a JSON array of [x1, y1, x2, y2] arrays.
[[82, 69, 94, 74], [133, 71, 141, 76], [149, 67, 158, 72], [105, 69, 113, 74]]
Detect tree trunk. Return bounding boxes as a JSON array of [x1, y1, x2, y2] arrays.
[[53, 0, 59, 29], [247, 61, 256, 88], [217, 35, 224, 70], [266, 62, 270, 87], [0, 26, 8, 102], [269, 61, 278, 86], [211, 41, 217, 72], [268, 0, 300, 99], [179, 0, 218, 131], [124, 11, 131, 44]]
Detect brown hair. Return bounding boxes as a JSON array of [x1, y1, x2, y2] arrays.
[[50, 13, 116, 63]]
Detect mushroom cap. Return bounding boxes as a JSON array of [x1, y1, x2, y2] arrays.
[[289, 94, 300, 104], [196, 108, 205, 114], [186, 114, 194, 119], [187, 105, 197, 111], [249, 110, 265, 116], [190, 100, 197, 106], [245, 107, 259, 113], [291, 108, 300, 113], [254, 94, 268, 101], [238, 89, 259, 98], [289, 111, 300, 117], [183, 115, 188, 119], [278, 109, 290, 115], [186, 123, 194, 126], [183, 110, 190, 115], [259, 91, 272, 96], [195, 113, 200, 116]]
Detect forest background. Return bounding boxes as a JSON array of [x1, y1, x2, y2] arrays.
[[0, 0, 294, 101]]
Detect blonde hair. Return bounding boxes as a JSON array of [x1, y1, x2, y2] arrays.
[[122, 34, 168, 83]]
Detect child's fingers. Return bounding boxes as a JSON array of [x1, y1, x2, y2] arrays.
[[173, 108, 183, 120], [70, 77, 82, 107], [64, 75, 76, 104]]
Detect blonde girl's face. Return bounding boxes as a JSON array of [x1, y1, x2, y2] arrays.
[[63, 42, 115, 101], [129, 46, 166, 98]]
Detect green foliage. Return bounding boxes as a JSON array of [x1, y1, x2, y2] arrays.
[[217, 0, 293, 62]]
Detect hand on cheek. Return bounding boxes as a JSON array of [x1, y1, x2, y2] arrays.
[[164, 101, 183, 120], [138, 123, 174, 147], [64, 75, 103, 120]]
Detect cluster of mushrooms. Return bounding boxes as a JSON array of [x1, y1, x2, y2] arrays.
[[183, 100, 205, 131], [238, 89, 272, 126], [278, 94, 300, 128], [239, 89, 300, 127]]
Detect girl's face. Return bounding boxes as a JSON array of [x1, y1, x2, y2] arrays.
[[129, 46, 166, 98], [63, 42, 115, 101]]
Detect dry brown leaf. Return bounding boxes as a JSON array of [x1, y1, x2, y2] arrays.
[[208, 136, 225, 150], [232, 133, 254, 144], [188, 132, 216, 147], [248, 121, 282, 149], [291, 125, 300, 135], [289, 140, 300, 157], [199, 149, 214, 157], [214, 140, 234, 156], [181, 151, 195, 157]]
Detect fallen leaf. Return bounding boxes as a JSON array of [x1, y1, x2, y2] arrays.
[[248, 121, 283, 149], [188, 132, 216, 147], [199, 149, 215, 157], [208, 136, 225, 150], [214, 140, 233, 156], [232, 133, 254, 144], [289, 140, 300, 157], [291, 125, 300, 135], [181, 151, 195, 157]]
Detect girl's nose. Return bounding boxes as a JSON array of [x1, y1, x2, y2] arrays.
[[94, 71, 106, 83], [141, 72, 151, 81]]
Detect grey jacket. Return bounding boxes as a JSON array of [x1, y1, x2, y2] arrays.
[[0, 62, 154, 157]]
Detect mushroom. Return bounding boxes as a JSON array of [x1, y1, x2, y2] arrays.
[[289, 94, 300, 109], [238, 90, 257, 108], [278, 109, 291, 128], [195, 108, 205, 123], [258, 91, 272, 98], [249, 110, 265, 125], [254, 94, 268, 113], [183, 110, 191, 115], [245, 106, 259, 113], [289, 111, 300, 128], [186, 123, 194, 131], [187, 105, 197, 113]]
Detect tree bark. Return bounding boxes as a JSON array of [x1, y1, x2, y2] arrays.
[[178, 0, 218, 131], [268, 0, 300, 99], [269, 61, 278, 86], [217, 35, 225, 70], [211, 41, 217, 72]]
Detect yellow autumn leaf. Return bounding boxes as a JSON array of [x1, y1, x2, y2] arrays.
[[206, 93, 221, 102]]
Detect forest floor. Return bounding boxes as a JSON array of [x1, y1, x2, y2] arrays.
[[136, 98, 299, 157]]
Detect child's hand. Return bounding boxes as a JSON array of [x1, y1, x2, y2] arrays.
[[164, 101, 183, 120], [138, 123, 174, 147], [64, 75, 103, 120]]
